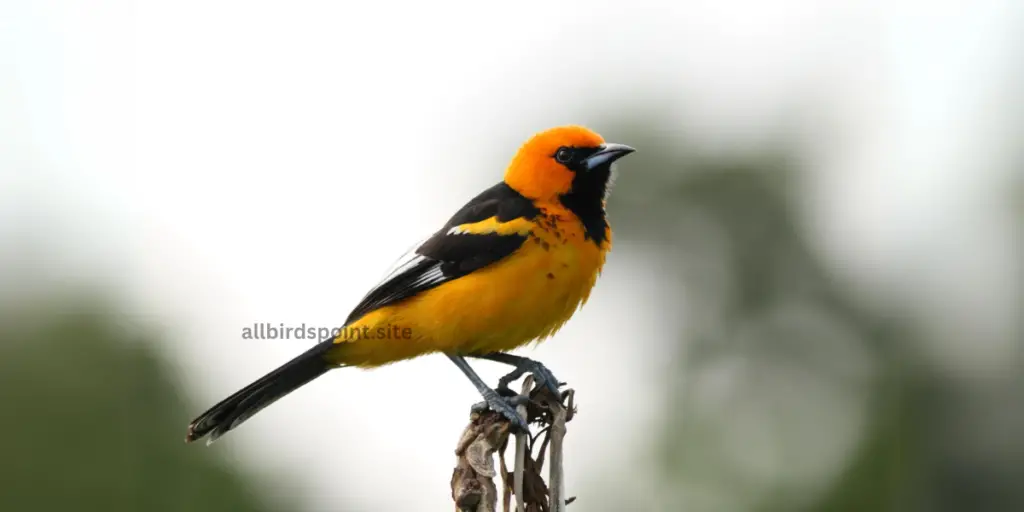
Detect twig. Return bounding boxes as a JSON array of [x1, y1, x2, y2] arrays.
[[451, 374, 577, 512], [548, 389, 572, 512], [501, 448, 512, 512], [513, 376, 534, 512]]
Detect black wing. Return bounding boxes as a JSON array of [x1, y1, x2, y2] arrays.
[[343, 182, 540, 324]]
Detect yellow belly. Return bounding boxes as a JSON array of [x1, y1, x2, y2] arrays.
[[329, 213, 608, 368]]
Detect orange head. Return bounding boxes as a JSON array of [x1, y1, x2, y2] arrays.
[[504, 125, 635, 201]]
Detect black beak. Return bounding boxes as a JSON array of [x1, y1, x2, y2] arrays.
[[583, 143, 636, 171]]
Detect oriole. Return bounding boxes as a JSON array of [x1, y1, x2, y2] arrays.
[[186, 126, 634, 443]]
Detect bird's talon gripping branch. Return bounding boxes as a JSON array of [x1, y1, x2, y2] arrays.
[[509, 395, 530, 407], [474, 352, 563, 398], [469, 394, 527, 414], [496, 385, 521, 398], [472, 392, 530, 433], [532, 365, 562, 397], [449, 354, 533, 432]]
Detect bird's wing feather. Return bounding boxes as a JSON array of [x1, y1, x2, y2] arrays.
[[343, 182, 540, 324]]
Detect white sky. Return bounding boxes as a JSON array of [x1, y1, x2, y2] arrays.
[[2, 0, 1021, 510]]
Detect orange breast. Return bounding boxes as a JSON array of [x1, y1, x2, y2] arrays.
[[330, 205, 610, 368]]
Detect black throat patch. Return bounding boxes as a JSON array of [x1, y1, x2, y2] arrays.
[[559, 165, 611, 246]]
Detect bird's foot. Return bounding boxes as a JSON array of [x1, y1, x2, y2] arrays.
[[497, 359, 563, 398], [471, 389, 530, 433]]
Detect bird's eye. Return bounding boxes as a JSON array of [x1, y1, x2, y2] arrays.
[[555, 147, 573, 164]]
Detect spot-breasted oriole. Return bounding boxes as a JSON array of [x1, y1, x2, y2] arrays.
[[186, 125, 635, 443]]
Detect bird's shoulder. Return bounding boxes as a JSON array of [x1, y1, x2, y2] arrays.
[[343, 181, 540, 324], [441, 181, 541, 229]]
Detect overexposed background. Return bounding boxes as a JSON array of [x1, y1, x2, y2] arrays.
[[2, 1, 1022, 511]]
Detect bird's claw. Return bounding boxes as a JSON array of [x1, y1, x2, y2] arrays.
[[531, 363, 563, 397], [472, 391, 530, 433], [497, 359, 562, 398]]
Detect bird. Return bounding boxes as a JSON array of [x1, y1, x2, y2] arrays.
[[185, 125, 635, 444]]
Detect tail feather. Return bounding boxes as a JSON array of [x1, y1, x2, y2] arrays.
[[186, 340, 337, 444]]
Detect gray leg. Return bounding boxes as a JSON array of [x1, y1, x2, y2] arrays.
[[469, 352, 563, 397], [447, 354, 529, 432]]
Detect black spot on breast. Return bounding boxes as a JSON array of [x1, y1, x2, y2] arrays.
[[547, 273, 555, 279]]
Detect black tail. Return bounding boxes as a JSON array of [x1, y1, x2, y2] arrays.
[[185, 340, 337, 444]]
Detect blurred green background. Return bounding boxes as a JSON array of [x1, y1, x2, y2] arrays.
[[3, 1, 1022, 511]]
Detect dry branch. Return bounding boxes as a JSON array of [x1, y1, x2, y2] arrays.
[[451, 409, 510, 512], [513, 376, 534, 512], [451, 378, 576, 512]]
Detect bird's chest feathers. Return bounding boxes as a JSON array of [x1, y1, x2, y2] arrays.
[[518, 210, 607, 313]]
